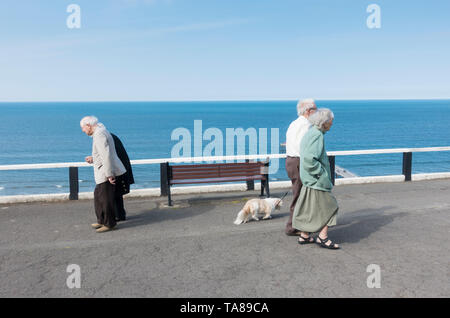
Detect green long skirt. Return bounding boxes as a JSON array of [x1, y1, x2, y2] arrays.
[[292, 186, 338, 233]]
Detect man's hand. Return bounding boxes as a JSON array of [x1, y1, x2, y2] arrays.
[[85, 156, 93, 164], [108, 176, 116, 185]]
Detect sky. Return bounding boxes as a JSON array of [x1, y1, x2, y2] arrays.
[[0, 0, 450, 101]]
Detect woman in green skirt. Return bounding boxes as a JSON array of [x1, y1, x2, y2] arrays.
[[292, 108, 340, 249]]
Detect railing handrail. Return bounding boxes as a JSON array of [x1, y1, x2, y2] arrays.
[[1, 146, 450, 171], [327, 146, 450, 156]]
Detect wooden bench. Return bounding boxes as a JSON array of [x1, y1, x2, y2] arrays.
[[160, 161, 270, 206]]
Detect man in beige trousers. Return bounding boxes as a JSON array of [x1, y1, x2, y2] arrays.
[[284, 99, 317, 236], [80, 116, 126, 233]]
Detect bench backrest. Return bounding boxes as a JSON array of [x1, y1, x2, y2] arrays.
[[169, 162, 268, 181]]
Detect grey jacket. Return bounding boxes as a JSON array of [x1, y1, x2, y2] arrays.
[[92, 125, 126, 184]]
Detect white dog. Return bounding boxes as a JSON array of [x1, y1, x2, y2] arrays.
[[233, 197, 283, 225]]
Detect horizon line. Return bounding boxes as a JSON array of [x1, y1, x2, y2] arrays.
[[1, 97, 450, 103]]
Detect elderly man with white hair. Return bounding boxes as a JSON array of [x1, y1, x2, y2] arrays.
[[284, 98, 317, 236], [80, 116, 126, 233]]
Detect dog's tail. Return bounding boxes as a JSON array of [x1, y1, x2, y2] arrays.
[[234, 209, 246, 225]]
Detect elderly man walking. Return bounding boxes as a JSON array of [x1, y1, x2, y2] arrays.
[[80, 116, 127, 233], [284, 98, 317, 236]]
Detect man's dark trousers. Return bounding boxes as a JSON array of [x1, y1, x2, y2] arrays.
[[285, 156, 303, 235], [94, 181, 117, 229]]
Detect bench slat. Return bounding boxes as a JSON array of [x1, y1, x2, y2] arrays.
[[170, 175, 266, 185], [172, 162, 264, 170], [171, 173, 262, 180], [172, 167, 262, 175], [172, 166, 262, 172], [171, 168, 264, 179]]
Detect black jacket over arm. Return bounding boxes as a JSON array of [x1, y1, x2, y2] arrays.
[[111, 133, 135, 186]]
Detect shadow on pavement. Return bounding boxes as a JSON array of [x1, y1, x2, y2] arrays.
[[329, 206, 408, 244], [116, 203, 214, 230]]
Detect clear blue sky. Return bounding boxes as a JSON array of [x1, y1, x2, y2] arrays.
[[1, 0, 449, 101]]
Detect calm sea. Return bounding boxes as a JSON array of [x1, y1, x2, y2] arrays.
[[1, 100, 449, 196]]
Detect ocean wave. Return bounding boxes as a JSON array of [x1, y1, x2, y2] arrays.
[[0, 186, 4, 191]]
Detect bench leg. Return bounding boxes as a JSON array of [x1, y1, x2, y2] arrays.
[[168, 185, 173, 206], [265, 178, 270, 198], [260, 180, 265, 197], [260, 179, 270, 198]]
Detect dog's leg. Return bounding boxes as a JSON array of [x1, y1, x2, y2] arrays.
[[251, 207, 259, 221], [262, 213, 272, 220], [262, 207, 273, 220]]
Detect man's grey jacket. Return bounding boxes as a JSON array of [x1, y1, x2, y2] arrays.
[[92, 124, 126, 185]]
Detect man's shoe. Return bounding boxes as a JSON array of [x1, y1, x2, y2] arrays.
[[91, 223, 102, 229], [96, 226, 114, 233]]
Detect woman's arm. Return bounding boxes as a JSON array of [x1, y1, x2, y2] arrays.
[[301, 133, 325, 179]]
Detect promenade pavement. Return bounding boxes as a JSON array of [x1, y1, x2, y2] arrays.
[[0, 179, 449, 298]]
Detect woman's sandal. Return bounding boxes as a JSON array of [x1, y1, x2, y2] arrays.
[[298, 233, 315, 245], [316, 236, 340, 249]]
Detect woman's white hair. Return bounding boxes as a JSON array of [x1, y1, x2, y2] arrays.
[[80, 116, 99, 127], [308, 108, 334, 131], [297, 98, 316, 116]]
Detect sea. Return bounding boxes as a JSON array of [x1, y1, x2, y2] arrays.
[[1, 99, 449, 196]]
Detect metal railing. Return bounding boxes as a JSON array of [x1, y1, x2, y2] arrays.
[[1, 146, 450, 200]]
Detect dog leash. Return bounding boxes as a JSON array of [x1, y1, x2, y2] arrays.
[[275, 191, 289, 208]]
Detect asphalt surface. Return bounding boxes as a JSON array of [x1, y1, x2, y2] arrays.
[[0, 179, 449, 298]]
